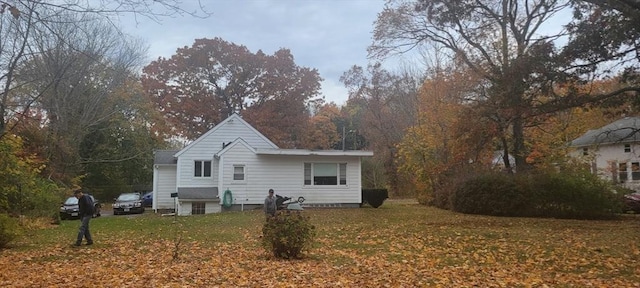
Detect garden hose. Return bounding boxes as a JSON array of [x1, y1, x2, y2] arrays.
[[222, 189, 233, 208]]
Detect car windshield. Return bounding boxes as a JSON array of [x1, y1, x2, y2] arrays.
[[117, 193, 140, 201], [64, 197, 78, 205]]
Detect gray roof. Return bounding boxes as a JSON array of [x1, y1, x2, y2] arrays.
[[177, 187, 219, 200], [570, 117, 640, 147], [154, 150, 179, 165]]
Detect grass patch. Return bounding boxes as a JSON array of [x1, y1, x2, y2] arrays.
[[3, 199, 640, 287]]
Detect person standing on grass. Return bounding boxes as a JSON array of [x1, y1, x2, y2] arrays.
[[264, 188, 277, 218], [74, 189, 94, 246]]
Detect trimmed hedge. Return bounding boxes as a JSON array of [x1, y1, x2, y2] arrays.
[[362, 189, 388, 208], [451, 169, 623, 219]]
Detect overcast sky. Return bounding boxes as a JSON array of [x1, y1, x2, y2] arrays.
[[120, 0, 400, 105]]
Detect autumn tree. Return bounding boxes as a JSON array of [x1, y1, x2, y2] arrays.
[[371, 0, 640, 171], [371, 0, 574, 171], [340, 63, 421, 195], [10, 12, 153, 187], [142, 38, 323, 147], [0, 0, 209, 140], [300, 103, 341, 150]]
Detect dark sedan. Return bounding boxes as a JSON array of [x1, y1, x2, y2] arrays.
[[141, 191, 153, 208], [60, 195, 101, 220], [113, 192, 145, 215]]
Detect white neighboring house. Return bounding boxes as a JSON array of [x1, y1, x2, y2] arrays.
[[569, 116, 640, 192], [152, 113, 374, 215]]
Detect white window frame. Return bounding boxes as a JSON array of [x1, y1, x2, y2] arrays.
[[619, 162, 628, 182], [625, 144, 631, 153], [194, 160, 212, 178], [232, 164, 246, 181], [303, 162, 347, 186]]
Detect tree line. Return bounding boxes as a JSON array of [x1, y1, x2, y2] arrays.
[[0, 0, 638, 218]]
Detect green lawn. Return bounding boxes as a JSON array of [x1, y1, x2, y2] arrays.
[[2, 199, 640, 287]]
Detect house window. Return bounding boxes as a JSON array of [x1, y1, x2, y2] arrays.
[[632, 162, 640, 180], [582, 148, 588, 156], [303, 163, 347, 186], [339, 163, 347, 185], [304, 163, 312, 185], [233, 165, 245, 181], [192, 202, 205, 215], [619, 162, 628, 182], [625, 144, 631, 153], [194, 160, 211, 177]]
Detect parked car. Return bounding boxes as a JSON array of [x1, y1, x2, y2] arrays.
[[113, 192, 145, 215], [141, 191, 153, 207], [624, 192, 640, 213], [60, 195, 101, 220]]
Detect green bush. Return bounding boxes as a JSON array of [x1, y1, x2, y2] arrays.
[[261, 210, 316, 259], [362, 188, 388, 208], [451, 168, 622, 220], [452, 172, 528, 216], [0, 214, 21, 249], [526, 170, 622, 219]]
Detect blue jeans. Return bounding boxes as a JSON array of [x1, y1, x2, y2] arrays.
[[76, 215, 93, 244]]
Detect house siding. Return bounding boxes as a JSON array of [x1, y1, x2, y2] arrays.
[[176, 119, 275, 188], [153, 165, 177, 210], [220, 144, 363, 205], [571, 142, 640, 191]]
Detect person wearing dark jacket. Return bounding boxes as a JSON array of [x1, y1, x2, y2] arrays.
[[74, 189, 94, 246], [264, 189, 277, 218]]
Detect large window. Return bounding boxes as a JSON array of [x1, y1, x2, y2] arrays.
[[192, 202, 205, 215], [233, 165, 245, 181], [194, 160, 211, 177], [304, 163, 347, 186]]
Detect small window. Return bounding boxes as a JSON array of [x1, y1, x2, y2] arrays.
[[194, 160, 211, 177], [233, 165, 245, 181], [625, 144, 631, 153], [192, 202, 205, 215], [619, 162, 628, 182], [304, 163, 311, 185], [582, 148, 588, 156], [339, 163, 347, 185], [632, 162, 640, 180]]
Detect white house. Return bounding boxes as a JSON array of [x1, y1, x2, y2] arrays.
[[569, 116, 640, 191], [152, 113, 374, 215]]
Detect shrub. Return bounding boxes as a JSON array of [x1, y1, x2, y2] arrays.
[[362, 188, 388, 208], [526, 169, 622, 219], [451, 167, 622, 220], [0, 214, 21, 249], [452, 172, 528, 216], [261, 210, 316, 259]]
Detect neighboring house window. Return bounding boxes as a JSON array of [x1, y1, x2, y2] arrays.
[[303, 163, 347, 185], [625, 144, 631, 153], [619, 162, 628, 182], [633, 162, 640, 180], [233, 165, 245, 181], [192, 202, 205, 215], [582, 148, 588, 156], [194, 160, 212, 177]]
